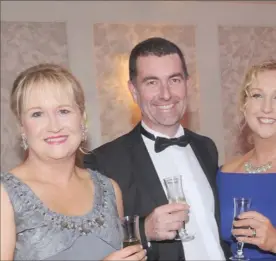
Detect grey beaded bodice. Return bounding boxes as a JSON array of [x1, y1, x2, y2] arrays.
[[1, 170, 123, 260]]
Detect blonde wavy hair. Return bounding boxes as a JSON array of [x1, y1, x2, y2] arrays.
[[238, 59, 276, 151], [10, 63, 88, 167], [239, 59, 276, 115]]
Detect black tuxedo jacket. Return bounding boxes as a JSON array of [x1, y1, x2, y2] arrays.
[[84, 123, 230, 260]]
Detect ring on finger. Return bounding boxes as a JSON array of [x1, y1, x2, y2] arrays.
[[251, 228, 257, 238]]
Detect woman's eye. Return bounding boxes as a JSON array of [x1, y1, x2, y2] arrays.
[[31, 111, 42, 117], [59, 109, 70, 114], [251, 93, 262, 99]]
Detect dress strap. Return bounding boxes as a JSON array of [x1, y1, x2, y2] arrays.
[[0, 172, 28, 213]]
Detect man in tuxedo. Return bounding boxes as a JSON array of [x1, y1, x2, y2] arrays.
[[84, 37, 230, 260]]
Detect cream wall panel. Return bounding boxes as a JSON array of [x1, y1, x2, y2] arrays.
[[219, 26, 276, 161], [0, 21, 68, 172], [94, 23, 198, 144], [1, 1, 276, 166]]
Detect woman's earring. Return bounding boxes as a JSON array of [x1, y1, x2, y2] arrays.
[[21, 134, 28, 150], [81, 124, 87, 142]]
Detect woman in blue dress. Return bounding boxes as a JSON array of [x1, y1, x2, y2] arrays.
[[218, 60, 276, 260]]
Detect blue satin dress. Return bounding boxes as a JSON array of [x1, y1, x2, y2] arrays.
[[217, 169, 276, 260]]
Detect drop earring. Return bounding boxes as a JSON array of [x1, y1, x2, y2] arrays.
[[21, 134, 28, 150], [81, 124, 87, 142]]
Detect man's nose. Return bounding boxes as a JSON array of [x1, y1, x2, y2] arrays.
[[159, 83, 171, 100]]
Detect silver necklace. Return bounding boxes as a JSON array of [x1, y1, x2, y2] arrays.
[[244, 161, 272, 173]]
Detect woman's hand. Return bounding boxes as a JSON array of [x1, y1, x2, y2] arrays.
[[103, 244, 147, 261], [232, 211, 276, 253]]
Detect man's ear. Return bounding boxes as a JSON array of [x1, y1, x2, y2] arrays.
[[185, 77, 191, 96], [128, 80, 138, 104]]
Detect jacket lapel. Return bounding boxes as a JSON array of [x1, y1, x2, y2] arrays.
[[126, 125, 216, 208], [185, 128, 213, 184], [127, 124, 168, 207]]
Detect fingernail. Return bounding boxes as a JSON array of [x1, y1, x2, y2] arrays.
[[144, 249, 147, 254], [145, 256, 148, 260]]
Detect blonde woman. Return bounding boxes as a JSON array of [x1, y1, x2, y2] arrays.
[[217, 60, 276, 260], [0, 64, 146, 261]]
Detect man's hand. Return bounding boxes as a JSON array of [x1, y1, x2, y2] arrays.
[[145, 203, 189, 241]]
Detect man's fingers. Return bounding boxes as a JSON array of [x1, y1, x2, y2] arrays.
[[168, 210, 189, 222], [166, 220, 184, 231], [145, 203, 190, 241], [159, 231, 177, 240], [156, 203, 189, 214]]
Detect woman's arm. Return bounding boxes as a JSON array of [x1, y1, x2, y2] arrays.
[[104, 180, 146, 261], [1, 184, 16, 260]]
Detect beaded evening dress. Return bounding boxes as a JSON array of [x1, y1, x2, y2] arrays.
[[1, 170, 122, 260]]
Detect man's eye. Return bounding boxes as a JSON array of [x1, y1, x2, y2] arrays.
[[31, 112, 42, 117], [171, 78, 181, 83], [147, 80, 157, 85]]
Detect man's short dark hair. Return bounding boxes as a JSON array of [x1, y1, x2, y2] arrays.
[[129, 37, 189, 83]]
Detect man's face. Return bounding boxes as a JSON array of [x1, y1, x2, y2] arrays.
[[128, 54, 188, 135]]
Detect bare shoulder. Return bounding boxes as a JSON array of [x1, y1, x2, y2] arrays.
[[0, 183, 14, 215], [77, 167, 93, 180], [221, 150, 253, 173], [110, 179, 121, 194], [1, 183, 9, 201], [6, 164, 33, 181], [1, 183, 16, 260]]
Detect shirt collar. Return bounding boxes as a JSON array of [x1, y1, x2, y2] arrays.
[[141, 121, 184, 139]]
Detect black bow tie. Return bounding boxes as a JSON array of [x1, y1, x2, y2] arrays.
[[140, 126, 190, 153]]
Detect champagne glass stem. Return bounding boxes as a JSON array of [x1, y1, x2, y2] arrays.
[[236, 241, 245, 258], [230, 198, 251, 261], [163, 176, 195, 242], [180, 222, 188, 235]]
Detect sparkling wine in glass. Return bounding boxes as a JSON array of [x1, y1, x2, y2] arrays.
[[121, 215, 141, 248], [230, 197, 252, 261], [163, 175, 195, 242]]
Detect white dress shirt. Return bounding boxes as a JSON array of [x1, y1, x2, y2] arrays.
[[141, 122, 225, 260]]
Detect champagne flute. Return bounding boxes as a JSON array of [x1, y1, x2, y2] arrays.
[[230, 197, 252, 261], [121, 215, 141, 248], [163, 175, 195, 242]]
